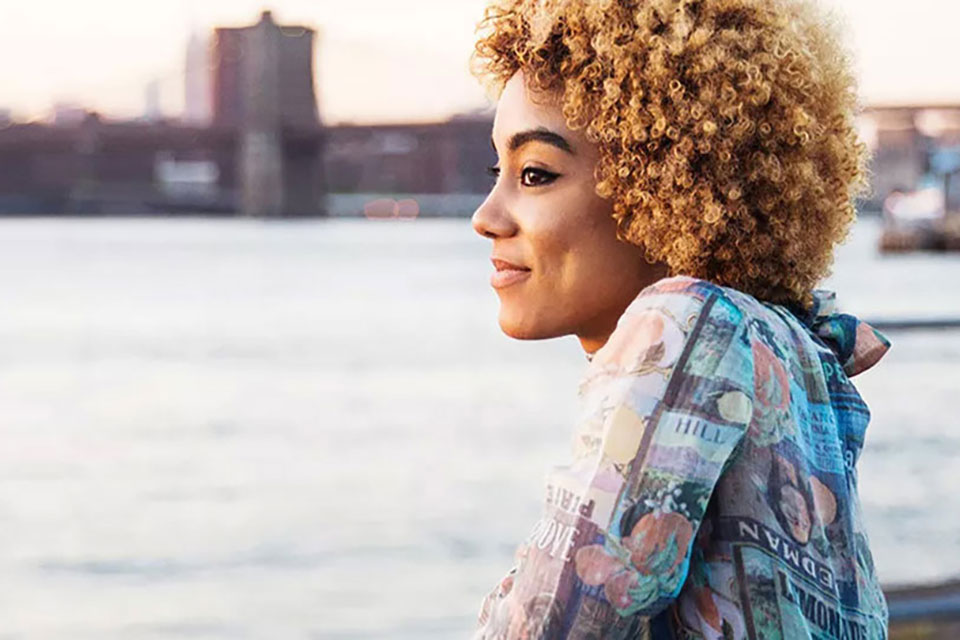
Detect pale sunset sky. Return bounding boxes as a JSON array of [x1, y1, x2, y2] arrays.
[[1, 0, 958, 124]]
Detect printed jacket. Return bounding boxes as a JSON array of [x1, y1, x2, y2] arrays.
[[473, 275, 891, 640]]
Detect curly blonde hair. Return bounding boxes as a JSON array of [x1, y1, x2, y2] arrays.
[[470, 0, 867, 308]]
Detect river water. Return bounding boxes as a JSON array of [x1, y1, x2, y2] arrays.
[[0, 216, 957, 638]]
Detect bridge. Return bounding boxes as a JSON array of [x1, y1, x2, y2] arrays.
[[0, 11, 324, 217]]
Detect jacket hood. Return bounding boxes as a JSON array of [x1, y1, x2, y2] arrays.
[[790, 289, 891, 377]]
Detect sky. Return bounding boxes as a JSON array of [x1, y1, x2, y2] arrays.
[[0, 0, 958, 125]]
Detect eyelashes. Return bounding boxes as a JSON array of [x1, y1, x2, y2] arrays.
[[486, 166, 559, 188]]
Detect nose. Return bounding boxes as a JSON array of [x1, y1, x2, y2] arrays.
[[471, 191, 517, 240]]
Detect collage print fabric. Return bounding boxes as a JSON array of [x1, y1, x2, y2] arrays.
[[473, 275, 891, 640]]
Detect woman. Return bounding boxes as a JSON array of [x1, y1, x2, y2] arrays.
[[468, 0, 891, 638]]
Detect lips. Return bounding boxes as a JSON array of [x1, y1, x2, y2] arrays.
[[491, 258, 530, 272], [490, 257, 531, 289]]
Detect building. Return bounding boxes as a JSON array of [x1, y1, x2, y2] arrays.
[[860, 105, 960, 211], [212, 11, 320, 130], [212, 10, 323, 216], [184, 30, 212, 125], [51, 102, 88, 127]]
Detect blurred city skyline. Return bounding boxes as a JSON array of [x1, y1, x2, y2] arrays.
[[1, 0, 959, 125]]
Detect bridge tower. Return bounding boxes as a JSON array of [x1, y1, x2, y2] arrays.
[[213, 11, 324, 217]]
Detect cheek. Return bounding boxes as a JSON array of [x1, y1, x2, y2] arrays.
[[519, 205, 581, 278], [562, 211, 636, 290], [517, 187, 633, 299]]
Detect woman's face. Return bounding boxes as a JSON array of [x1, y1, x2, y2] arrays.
[[472, 70, 664, 353]]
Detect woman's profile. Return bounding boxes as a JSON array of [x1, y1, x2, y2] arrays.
[[468, 0, 891, 638]]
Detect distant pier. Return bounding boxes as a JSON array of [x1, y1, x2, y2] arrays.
[[887, 581, 960, 639], [867, 318, 960, 331]]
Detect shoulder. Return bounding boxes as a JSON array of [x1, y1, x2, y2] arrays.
[[589, 276, 754, 384], [624, 275, 753, 338]]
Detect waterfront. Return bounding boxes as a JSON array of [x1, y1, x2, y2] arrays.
[[0, 216, 958, 638]]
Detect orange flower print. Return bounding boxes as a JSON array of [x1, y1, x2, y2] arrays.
[[603, 569, 641, 610], [574, 510, 694, 615], [749, 339, 795, 446], [753, 340, 790, 411], [574, 544, 637, 610], [625, 511, 694, 576]]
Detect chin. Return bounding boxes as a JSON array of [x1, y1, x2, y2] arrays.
[[498, 320, 540, 341], [496, 307, 568, 341]]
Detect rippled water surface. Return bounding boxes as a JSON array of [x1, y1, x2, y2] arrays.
[[0, 216, 957, 638]]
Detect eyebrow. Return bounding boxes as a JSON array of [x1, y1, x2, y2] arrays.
[[490, 127, 576, 156]]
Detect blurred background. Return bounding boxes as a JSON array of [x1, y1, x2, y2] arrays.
[[0, 1, 958, 638]]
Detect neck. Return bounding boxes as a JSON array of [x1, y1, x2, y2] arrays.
[[576, 266, 670, 359], [578, 327, 615, 358]]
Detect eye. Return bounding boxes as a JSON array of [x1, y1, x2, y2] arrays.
[[521, 167, 558, 187], [485, 166, 558, 188]]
